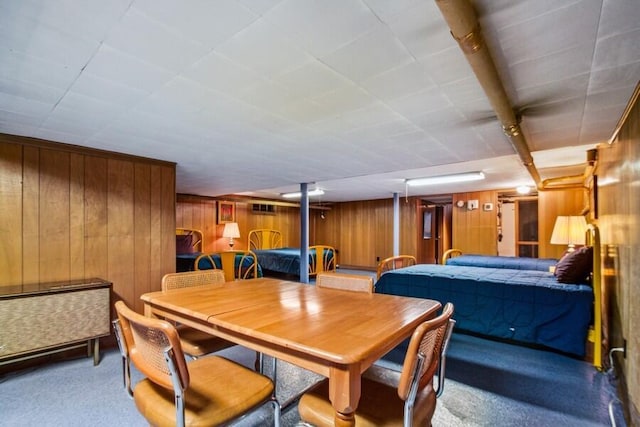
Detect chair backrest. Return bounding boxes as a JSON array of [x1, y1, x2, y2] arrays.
[[248, 229, 282, 250], [376, 255, 417, 280], [309, 245, 337, 276], [114, 301, 190, 393], [162, 270, 226, 291], [316, 272, 373, 294], [441, 248, 462, 265], [194, 250, 259, 281], [397, 303, 455, 403], [112, 318, 133, 397]]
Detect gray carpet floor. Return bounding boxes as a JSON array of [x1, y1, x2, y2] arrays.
[[0, 270, 625, 426], [0, 331, 625, 426]]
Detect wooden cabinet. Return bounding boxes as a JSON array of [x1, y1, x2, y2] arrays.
[[0, 278, 111, 366]]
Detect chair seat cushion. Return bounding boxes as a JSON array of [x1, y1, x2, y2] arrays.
[[298, 376, 436, 427], [175, 325, 234, 357], [134, 355, 274, 427]]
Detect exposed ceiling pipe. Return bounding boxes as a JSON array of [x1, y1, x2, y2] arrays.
[[434, 0, 589, 191]]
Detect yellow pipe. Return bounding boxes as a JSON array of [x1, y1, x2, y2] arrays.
[[433, 0, 599, 192]]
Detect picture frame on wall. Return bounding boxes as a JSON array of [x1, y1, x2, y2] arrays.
[[218, 201, 235, 224]]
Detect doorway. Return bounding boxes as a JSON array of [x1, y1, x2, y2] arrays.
[[418, 197, 452, 264]]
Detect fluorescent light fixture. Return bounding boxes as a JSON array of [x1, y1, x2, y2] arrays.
[[281, 188, 325, 199], [406, 171, 485, 187]]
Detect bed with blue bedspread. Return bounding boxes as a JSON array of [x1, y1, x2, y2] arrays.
[[375, 262, 594, 357], [248, 229, 336, 277], [252, 246, 336, 276]]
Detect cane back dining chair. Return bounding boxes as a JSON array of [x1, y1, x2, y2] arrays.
[[298, 302, 455, 427], [114, 300, 280, 427], [161, 270, 236, 358], [112, 270, 233, 398], [376, 255, 417, 281], [315, 272, 374, 294]]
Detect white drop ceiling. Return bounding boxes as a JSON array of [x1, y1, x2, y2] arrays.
[[1, 0, 638, 202]]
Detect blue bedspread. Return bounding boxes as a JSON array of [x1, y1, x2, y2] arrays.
[[177, 253, 263, 278], [254, 247, 334, 276], [375, 264, 593, 356], [254, 248, 302, 275], [446, 255, 558, 271]]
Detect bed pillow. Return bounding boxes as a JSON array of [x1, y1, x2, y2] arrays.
[[554, 246, 593, 284], [176, 234, 194, 254]]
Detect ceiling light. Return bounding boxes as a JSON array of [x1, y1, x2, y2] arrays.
[[281, 188, 325, 199], [516, 185, 531, 195], [406, 172, 485, 187]]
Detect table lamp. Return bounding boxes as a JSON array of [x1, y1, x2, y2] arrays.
[[550, 215, 587, 252], [222, 222, 240, 249]]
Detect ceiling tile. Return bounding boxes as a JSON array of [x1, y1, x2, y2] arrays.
[[82, 45, 174, 93], [0, 0, 131, 42], [361, 61, 436, 102], [263, 0, 379, 57], [321, 24, 414, 82], [105, 8, 209, 73], [215, 18, 312, 78], [134, 0, 259, 48]]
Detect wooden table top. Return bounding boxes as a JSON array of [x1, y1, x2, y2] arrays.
[[142, 277, 441, 367]]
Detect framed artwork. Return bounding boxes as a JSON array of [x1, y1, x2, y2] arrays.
[[218, 201, 235, 224]]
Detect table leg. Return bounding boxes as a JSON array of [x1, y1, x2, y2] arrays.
[[329, 366, 361, 427]]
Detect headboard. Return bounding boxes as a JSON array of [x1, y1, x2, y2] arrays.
[[587, 224, 603, 370], [176, 228, 203, 254], [248, 229, 283, 250]]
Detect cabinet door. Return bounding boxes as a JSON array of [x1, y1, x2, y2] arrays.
[[0, 288, 110, 359]]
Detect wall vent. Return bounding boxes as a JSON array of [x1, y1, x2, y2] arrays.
[[252, 204, 276, 215]]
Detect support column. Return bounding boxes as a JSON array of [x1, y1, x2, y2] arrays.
[[393, 192, 400, 256], [300, 183, 310, 283]]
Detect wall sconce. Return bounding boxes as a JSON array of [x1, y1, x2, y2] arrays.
[[222, 222, 240, 249], [550, 216, 587, 252]]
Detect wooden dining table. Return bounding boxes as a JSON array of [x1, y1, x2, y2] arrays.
[[141, 277, 441, 426]]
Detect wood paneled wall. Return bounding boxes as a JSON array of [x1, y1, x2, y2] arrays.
[[597, 83, 640, 424], [537, 188, 586, 259], [176, 196, 301, 251], [452, 190, 499, 255], [0, 134, 176, 313], [314, 198, 420, 269]]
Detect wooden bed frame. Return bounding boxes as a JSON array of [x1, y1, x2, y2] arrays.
[[248, 229, 283, 250]]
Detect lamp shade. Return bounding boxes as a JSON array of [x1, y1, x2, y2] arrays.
[[222, 222, 240, 239], [550, 216, 587, 250]]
